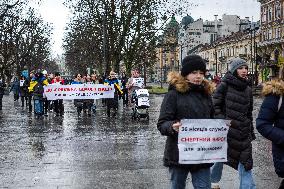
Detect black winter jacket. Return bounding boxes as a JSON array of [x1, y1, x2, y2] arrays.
[[157, 72, 215, 171], [256, 80, 284, 177], [0, 81, 5, 97], [213, 72, 254, 171]]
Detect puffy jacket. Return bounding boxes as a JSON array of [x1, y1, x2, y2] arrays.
[[256, 80, 284, 177], [157, 72, 215, 171], [213, 72, 254, 171]]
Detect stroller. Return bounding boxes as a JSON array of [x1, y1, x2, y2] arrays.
[[131, 89, 150, 120]]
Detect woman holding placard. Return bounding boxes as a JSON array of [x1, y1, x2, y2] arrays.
[[157, 55, 215, 189]]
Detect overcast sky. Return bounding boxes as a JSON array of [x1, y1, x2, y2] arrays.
[[30, 0, 260, 56]]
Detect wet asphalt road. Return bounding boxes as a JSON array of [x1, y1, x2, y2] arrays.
[[0, 94, 281, 189]]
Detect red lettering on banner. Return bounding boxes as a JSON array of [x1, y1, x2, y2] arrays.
[[46, 89, 52, 93], [181, 137, 211, 142]]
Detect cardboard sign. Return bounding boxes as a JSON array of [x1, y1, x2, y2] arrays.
[[178, 119, 229, 164]]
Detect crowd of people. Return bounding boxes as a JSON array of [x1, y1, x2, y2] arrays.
[[157, 54, 284, 189], [0, 55, 283, 189], [0, 69, 144, 118]]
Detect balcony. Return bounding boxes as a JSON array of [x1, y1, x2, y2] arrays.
[[258, 38, 284, 47]]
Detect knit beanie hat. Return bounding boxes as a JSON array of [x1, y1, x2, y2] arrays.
[[181, 55, 206, 77], [229, 58, 248, 74]]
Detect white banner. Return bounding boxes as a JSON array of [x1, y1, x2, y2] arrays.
[[44, 84, 114, 100], [178, 119, 229, 164], [132, 78, 144, 88]]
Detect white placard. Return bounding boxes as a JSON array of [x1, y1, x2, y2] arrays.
[[20, 80, 25, 87], [44, 84, 114, 100], [178, 119, 229, 164], [132, 78, 144, 88]]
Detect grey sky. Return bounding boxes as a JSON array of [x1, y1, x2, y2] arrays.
[[31, 0, 260, 56]]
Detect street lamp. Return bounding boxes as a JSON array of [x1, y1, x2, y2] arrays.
[[214, 45, 218, 76], [246, 22, 259, 86]]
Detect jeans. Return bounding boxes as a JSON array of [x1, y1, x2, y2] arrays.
[[34, 99, 43, 115], [169, 167, 211, 189], [210, 162, 256, 189]]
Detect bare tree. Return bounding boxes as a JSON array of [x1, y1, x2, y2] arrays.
[[63, 0, 196, 76]]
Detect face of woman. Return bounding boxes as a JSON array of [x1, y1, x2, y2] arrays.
[[236, 66, 248, 79], [185, 70, 204, 85]]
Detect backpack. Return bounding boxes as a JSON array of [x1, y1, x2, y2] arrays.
[[33, 81, 44, 96]]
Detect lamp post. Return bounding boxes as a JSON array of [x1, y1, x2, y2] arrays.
[[214, 45, 218, 76], [247, 22, 259, 86]]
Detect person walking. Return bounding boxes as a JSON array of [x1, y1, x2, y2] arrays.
[[10, 77, 20, 101], [157, 55, 215, 189], [51, 72, 64, 116], [128, 70, 142, 106], [120, 72, 128, 107], [19, 75, 28, 107], [256, 67, 284, 189], [210, 58, 256, 189], [0, 79, 6, 110], [71, 73, 84, 117], [104, 71, 123, 117], [83, 74, 94, 116], [30, 72, 49, 117]]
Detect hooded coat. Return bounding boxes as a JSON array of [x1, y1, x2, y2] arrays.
[[256, 80, 284, 177], [212, 72, 255, 171], [157, 72, 215, 171]]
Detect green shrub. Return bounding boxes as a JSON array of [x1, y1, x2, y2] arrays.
[[149, 86, 168, 94]]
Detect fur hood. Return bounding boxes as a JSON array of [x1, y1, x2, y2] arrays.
[[262, 80, 284, 96], [167, 71, 215, 94]]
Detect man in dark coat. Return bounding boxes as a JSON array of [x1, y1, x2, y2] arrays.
[[256, 67, 284, 189], [157, 55, 215, 189], [0, 79, 6, 110], [210, 58, 256, 189]]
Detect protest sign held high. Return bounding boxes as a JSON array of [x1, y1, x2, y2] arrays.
[[44, 84, 114, 100], [132, 78, 144, 88], [178, 119, 229, 164]]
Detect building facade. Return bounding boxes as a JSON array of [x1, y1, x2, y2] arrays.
[[154, 16, 180, 83], [198, 30, 260, 79], [258, 0, 284, 80], [179, 14, 251, 60]]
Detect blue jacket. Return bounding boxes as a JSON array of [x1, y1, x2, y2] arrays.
[[10, 78, 20, 94], [256, 80, 284, 177]]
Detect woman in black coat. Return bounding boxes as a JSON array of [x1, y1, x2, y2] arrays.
[[157, 55, 215, 189], [210, 58, 256, 189], [256, 67, 284, 189]]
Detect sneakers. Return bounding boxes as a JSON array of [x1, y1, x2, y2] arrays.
[[211, 183, 220, 189]]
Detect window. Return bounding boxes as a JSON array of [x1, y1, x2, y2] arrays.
[[268, 6, 273, 21], [277, 27, 281, 38], [275, 3, 281, 19], [262, 7, 267, 23], [263, 31, 266, 41], [269, 29, 273, 39]]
